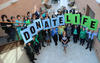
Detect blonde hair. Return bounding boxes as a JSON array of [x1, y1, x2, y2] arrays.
[[63, 31, 66, 36]]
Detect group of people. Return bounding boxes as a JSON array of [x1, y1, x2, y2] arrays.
[[0, 7, 98, 63]]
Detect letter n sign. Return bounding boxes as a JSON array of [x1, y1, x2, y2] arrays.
[[88, 19, 98, 30], [34, 19, 43, 31], [20, 28, 32, 44]]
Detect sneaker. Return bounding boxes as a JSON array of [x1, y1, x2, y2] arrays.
[[34, 58, 37, 60]]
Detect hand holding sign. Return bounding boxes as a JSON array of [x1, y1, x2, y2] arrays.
[[51, 17, 59, 28], [42, 19, 51, 30], [20, 13, 99, 44], [88, 19, 98, 30], [34, 19, 43, 31], [20, 28, 32, 44], [81, 16, 91, 27], [27, 23, 37, 37], [64, 13, 72, 24], [72, 14, 80, 25], [57, 15, 65, 26]]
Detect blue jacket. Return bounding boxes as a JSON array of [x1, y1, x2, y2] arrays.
[[51, 28, 58, 37]]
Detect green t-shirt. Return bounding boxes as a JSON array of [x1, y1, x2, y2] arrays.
[[26, 20, 31, 25], [73, 29, 77, 34], [33, 35, 39, 46], [38, 31, 43, 40], [80, 30, 86, 39], [80, 28, 83, 31]]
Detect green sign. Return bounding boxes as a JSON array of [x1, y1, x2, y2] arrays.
[[64, 14, 99, 30], [72, 14, 80, 25], [98, 28, 100, 42], [81, 16, 91, 27], [64, 13, 72, 24], [88, 19, 98, 30]]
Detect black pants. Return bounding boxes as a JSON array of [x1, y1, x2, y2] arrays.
[[80, 39, 85, 46], [42, 41, 45, 47], [53, 34, 58, 46], [86, 39, 94, 51], [27, 52, 35, 62], [34, 45, 39, 53], [42, 36, 46, 46], [39, 39, 45, 47], [77, 34, 80, 40], [59, 34, 62, 42], [7, 29, 16, 42], [49, 33, 52, 42], [67, 36, 70, 42], [39, 43, 41, 50], [73, 34, 78, 43]]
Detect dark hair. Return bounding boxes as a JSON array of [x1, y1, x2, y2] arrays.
[[16, 15, 21, 19], [31, 13, 36, 19], [11, 16, 15, 20], [1, 15, 8, 21], [23, 16, 28, 21], [27, 11, 30, 15]]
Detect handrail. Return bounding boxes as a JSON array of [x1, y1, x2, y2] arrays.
[[0, 21, 30, 24]]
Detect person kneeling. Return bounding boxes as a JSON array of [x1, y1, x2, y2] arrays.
[[25, 42, 37, 63]]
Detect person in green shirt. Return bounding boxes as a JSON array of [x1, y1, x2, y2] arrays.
[[26, 19, 31, 26], [73, 25, 78, 43], [80, 26, 83, 31], [23, 16, 31, 27], [25, 42, 37, 63], [32, 35, 40, 55], [80, 27, 86, 46], [38, 30, 46, 47]]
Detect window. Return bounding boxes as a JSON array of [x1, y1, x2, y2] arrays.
[[86, 5, 95, 19]]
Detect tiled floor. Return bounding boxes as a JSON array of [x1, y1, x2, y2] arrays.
[[0, 38, 99, 63], [35, 38, 99, 63]]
